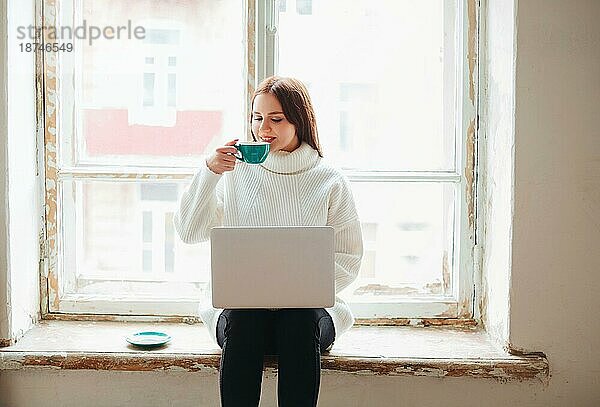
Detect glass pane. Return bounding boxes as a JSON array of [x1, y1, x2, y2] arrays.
[[61, 179, 209, 298], [340, 182, 456, 302], [142, 73, 155, 107], [167, 73, 177, 107], [60, 177, 454, 301], [58, 0, 245, 168], [277, 0, 457, 171]]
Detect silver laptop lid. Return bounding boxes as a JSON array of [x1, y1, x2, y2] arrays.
[[210, 226, 335, 309]]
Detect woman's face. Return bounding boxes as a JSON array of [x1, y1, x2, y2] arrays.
[[252, 93, 300, 153]]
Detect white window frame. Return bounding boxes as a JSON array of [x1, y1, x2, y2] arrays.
[[40, 0, 478, 322], [40, 0, 251, 318], [256, 0, 479, 320]]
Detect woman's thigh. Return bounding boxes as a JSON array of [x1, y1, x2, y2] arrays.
[[274, 308, 335, 354], [216, 308, 334, 353], [216, 309, 275, 349]]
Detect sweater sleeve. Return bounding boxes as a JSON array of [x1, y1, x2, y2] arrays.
[[173, 162, 224, 244], [327, 175, 364, 294]]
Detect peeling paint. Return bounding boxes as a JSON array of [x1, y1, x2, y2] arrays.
[[7, 353, 222, 372], [442, 250, 451, 294], [41, 0, 59, 315], [0, 351, 548, 383], [466, 0, 479, 238], [354, 318, 477, 329], [435, 302, 460, 318], [465, 118, 476, 231], [43, 314, 477, 328], [43, 313, 203, 324], [0, 339, 13, 348], [467, 0, 478, 105], [320, 356, 548, 382], [478, 269, 489, 327], [458, 294, 474, 319], [0, 320, 549, 383], [246, 0, 256, 140], [507, 347, 548, 360]]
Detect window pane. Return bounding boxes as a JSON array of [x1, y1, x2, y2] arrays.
[[340, 182, 456, 302], [142, 73, 155, 107], [142, 211, 152, 242], [60, 177, 455, 302], [165, 212, 175, 273], [168, 73, 177, 107], [296, 0, 312, 15], [59, 0, 245, 168], [61, 179, 210, 298], [277, 0, 457, 171], [142, 249, 152, 273]]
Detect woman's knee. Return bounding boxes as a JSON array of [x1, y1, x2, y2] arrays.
[[220, 309, 269, 342], [276, 308, 324, 336], [276, 309, 334, 351], [280, 308, 325, 322]]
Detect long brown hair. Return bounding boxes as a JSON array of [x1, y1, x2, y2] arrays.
[[250, 76, 323, 157]]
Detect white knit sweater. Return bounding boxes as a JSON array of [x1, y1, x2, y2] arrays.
[[173, 142, 364, 346]]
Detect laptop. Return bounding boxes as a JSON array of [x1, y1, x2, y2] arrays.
[[210, 226, 335, 309]]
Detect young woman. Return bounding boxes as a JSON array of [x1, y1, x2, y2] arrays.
[[174, 76, 363, 407]]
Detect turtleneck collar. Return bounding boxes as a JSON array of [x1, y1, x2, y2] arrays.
[[259, 141, 320, 175]]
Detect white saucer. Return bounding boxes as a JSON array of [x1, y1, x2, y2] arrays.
[[126, 331, 171, 347]]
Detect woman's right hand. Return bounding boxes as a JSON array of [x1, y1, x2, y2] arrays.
[[206, 139, 239, 175]]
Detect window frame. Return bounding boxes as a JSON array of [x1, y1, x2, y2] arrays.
[[39, 0, 479, 322], [256, 0, 478, 320]]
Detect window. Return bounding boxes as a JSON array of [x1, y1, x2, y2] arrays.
[[142, 73, 155, 107], [42, 0, 477, 320], [43, 0, 245, 315], [262, 0, 477, 318]]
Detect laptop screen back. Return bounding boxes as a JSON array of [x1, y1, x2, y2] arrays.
[[210, 226, 335, 308]]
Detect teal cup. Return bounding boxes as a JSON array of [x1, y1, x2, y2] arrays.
[[233, 141, 270, 164]]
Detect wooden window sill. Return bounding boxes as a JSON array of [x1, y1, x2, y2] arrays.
[[0, 320, 548, 382]]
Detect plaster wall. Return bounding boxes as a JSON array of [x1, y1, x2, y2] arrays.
[[509, 0, 600, 403], [0, 0, 11, 344], [1, 0, 599, 406], [5, 0, 40, 343], [479, 0, 516, 349]]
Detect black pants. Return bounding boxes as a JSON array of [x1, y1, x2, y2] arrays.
[[216, 308, 335, 407]]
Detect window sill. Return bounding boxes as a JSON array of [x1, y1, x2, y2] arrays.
[[0, 320, 548, 382]]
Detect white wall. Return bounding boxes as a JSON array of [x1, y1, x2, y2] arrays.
[[509, 0, 600, 403], [0, 369, 560, 407], [0, 0, 39, 345], [479, 0, 516, 349], [1, 0, 599, 406], [6, 0, 40, 342], [0, 0, 10, 343]]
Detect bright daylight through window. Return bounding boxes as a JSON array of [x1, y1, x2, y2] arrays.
[[43, 0, 476, 319]]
